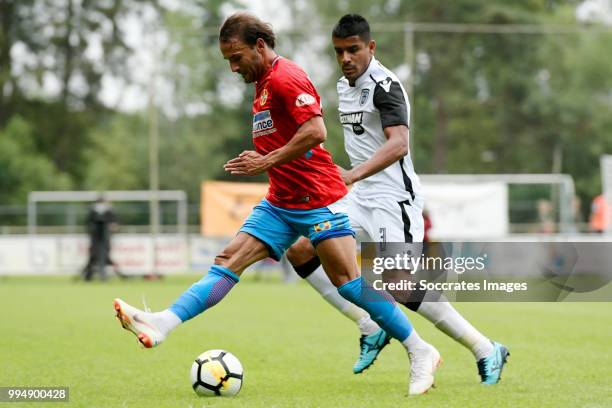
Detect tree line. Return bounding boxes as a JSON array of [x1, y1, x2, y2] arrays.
[[1, 0, 611, 225]]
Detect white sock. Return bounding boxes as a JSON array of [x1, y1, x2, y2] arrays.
[[357, 315, 381, 336], [417, 301, 494, 360], [150, 310, 182, 336], [401, 329, 428, 353], [306, 265, 380, 335]]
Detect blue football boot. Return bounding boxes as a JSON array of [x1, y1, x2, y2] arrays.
[[353, 328, 391, 374], [477, 341, 510, 384]]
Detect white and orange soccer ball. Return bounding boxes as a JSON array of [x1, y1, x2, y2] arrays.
[[190, 350, 244, 397]]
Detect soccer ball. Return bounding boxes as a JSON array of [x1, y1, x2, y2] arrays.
[[190, 349, 244, 397]]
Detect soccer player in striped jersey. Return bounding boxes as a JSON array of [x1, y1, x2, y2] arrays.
[[286, 14, 509, 385]]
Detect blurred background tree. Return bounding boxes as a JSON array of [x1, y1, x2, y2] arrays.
[[1, 0, 611, 225]]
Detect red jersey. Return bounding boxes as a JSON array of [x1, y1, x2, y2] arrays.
[[252, 57, 347, 209]]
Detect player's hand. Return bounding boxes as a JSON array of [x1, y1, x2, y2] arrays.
[[224, 150, 271, 176], [337, 165, 356, 186]]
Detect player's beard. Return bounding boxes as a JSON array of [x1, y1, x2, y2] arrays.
[[241, 72, 252, 83], [241, 65, 255, 83], [342, 64, 358, 81], [239, 68, 255, 83], [242, 54, 265, 83]]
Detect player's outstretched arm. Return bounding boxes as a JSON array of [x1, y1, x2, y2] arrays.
[[223, 115, 326, 176], [341, 125, 408, 185]]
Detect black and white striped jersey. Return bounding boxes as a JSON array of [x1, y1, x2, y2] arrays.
[[337, 57, 421, 202]]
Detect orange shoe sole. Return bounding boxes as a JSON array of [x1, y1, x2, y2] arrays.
[[114, 300, 153, 348]]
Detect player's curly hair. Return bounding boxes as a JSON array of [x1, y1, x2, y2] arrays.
[[219, 12, 276, 49], [332, 14, 371, 42]]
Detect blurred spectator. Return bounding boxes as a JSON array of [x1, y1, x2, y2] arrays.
[[423, 209, 432, 243], [589, 194, 610, 233], [82, 195, 122, 280], [537, 199, 555, 234], [569, 195, 583, 234]]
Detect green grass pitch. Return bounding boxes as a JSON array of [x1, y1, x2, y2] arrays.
[[1, 275, 611, 408]]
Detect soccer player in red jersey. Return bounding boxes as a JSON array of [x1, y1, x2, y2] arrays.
[[113, 12, 440, 395]]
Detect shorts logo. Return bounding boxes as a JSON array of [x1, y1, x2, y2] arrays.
[[295, 93, 316, 107], [360, 88, 370, 105], [339, 111, 364, 135], [260, 88, 268, 106], [252, 110, 276, 137], [313, 221, 331, 232]]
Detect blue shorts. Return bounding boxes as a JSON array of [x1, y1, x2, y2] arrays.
[[239, 199, 354, 261]]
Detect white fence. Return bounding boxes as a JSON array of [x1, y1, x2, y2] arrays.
[[2, 233, 610, 276], [0, 234, 233, 275]]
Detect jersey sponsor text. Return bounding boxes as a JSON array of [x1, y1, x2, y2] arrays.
[[252, 110, 276, 137]]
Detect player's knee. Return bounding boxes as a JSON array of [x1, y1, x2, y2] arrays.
[[213, 252, 238, 272], [213, 251, 231, 267], [213, 242, 248, 270], [285, 246, 300, 265], [329, 271, 355, 287], [214, 240, 267, 273], [286, 238, 316, 266]]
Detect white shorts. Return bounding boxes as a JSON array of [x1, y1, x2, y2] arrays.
[[346, 193, 424, 243]]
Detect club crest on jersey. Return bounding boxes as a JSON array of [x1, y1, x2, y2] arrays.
[[339, 111, 365, 135], [295, 93, 316, 107], [313, 221, 331, 232], [252, 110, 276, 137], [260, 88, 268, 106], [359, 88, 370, 105]]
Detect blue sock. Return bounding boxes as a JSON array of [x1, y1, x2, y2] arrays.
[[169, 265, 239, 322], [338, 276, 413, 341]]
